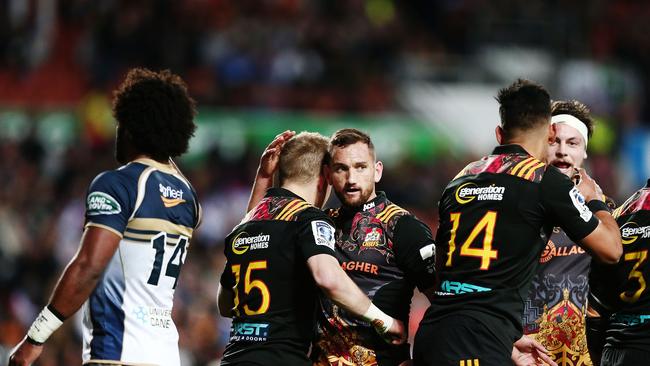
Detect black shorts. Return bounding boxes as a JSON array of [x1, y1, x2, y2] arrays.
[[220, 344, 311, 366], [601, 346, 650, 366], [586, 316, 608, 366], [413, 314, 512, 366]]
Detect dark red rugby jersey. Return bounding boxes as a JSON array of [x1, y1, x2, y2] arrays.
[[220, 188, 337, 365], [422, 144, 599, 350], [590, 181, 650, 349], [313, 192, 436, 366]]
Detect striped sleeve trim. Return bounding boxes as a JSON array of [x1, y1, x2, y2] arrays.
[[376, 204, 408, 223]]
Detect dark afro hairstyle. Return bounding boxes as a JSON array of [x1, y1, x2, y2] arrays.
[[112, 68, 197, 161]]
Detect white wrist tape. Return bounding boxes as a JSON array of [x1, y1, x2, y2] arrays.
[[362, 303, 394, 334], [27, 307, 64, 344]]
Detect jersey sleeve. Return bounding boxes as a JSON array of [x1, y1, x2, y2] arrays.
[[297, 208, 337, 260], [84, 171, 134, 237], [393, 215, 437, 292], [540, 167, 599, 242]]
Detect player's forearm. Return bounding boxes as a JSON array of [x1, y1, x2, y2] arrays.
[[592, 210, 623, 264], [322, 270, 372, 317], [246, 172, 272, 212], [48, 258, 105, 317]]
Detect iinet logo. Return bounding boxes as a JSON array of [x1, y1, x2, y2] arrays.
[[159, 184, 185, 208]]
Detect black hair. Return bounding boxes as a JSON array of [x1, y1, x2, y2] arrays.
[[113, 68, 197, 161], [495, 79, 551, 140]]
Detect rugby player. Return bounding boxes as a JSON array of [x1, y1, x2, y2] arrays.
[[218, 132, 405, 366], [9, 68, 201, 366], [588, 184, 650, 365], [413, 79, 622, 366], [248, 128, 437, 366], [522, 100, 600, 365]]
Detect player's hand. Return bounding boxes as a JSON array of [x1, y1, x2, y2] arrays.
[[257, 130, 295, 179], [575, 168, 604, 203], [511, 335, 557, 366], [8, 337, 43, 366], [375, 318, 406, 345]]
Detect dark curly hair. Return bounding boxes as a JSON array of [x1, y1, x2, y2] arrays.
[[495, 78, 551, 140], [551, 99, 594, 139], [113, 68, 197, 161]]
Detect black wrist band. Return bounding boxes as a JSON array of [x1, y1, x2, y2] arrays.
[[26, 336, 43, 346], [47, 304, 66, 321], [587, 200, 610, 213]]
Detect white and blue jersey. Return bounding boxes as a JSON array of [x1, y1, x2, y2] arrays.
[[81, 158, 200, 366]]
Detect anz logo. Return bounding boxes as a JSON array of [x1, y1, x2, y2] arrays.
[[159, 183, 186, 208]]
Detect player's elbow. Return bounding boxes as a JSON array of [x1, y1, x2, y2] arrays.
[[593, 234, 622, 264], [217, 285, 234, 318], [601, 236, 622, 264], [71, 256, 105, 281], [218, 303, 233, 318], [313, 270, 339, 294]]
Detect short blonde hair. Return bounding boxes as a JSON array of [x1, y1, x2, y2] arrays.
[[279, 132, 330, 184]]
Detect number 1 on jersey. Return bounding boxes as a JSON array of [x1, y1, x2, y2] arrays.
[[231, 260, 271, 316], [446, 211, 499, 270], [147, 232, 188, 288]]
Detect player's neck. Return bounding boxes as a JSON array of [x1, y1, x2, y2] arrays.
[[505, 132, 549, 161], [281, 182, 319, 205], [130, 153, 169, 165]]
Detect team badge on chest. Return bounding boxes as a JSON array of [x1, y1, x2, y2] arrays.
[[360, 227, 391, 260], [362, 227, 383, 248]]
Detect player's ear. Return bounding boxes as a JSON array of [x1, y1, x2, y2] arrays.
[[495, 126, 504, 144], [374, 160, 383, 183], [548, 123, 557, 144], [323, 163, 332, 184]]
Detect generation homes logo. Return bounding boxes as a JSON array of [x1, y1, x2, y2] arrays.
[[455, 182, 505, 204], [232, 232, 270, 255], [620, 221, 650, 245]]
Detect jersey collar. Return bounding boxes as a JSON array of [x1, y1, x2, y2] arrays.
[[132, 158, 177, 174], [267, 187, 306, 201], [340, 191, 388, 214], [491, 144, 530, 156]]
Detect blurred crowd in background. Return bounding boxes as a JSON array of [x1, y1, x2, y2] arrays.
[[2, 0, 650, 365]]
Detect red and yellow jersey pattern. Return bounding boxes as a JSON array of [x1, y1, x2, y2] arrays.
[[590, 181, 650, 350], [220, 188, 338, 366], [422, 144, 599, 355], [312, 192, 436, 366]]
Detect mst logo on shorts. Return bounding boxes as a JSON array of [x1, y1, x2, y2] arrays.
[[620, 221, 650, 245], [312, 220, 335, 250], [230, 322, 269, 342], [86, 192, 121, 215], [231, 232, 270, 255], [455, 182, 505, 204]]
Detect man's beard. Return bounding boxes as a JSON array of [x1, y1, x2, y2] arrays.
[[334, 186, 373, 208]]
